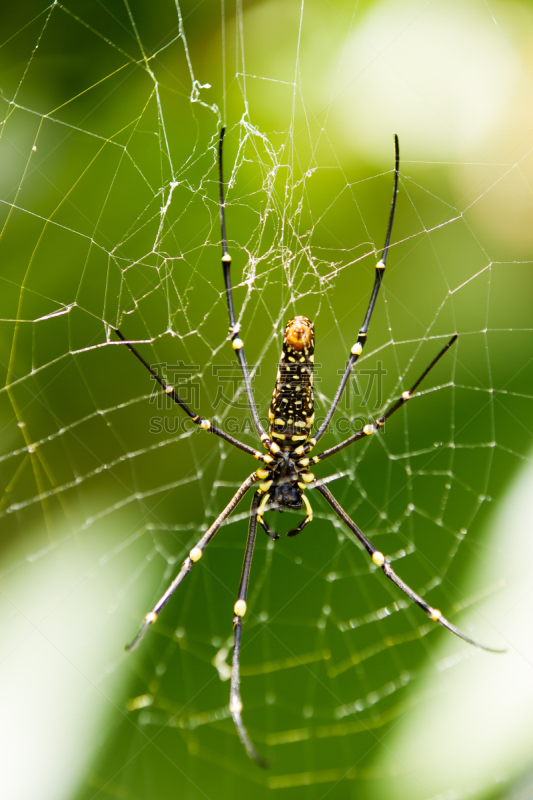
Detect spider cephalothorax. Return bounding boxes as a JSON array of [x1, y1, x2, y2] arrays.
[[258, 451, 312, 537], [117, 126, 503, 770], [271, 477, 302, 510]]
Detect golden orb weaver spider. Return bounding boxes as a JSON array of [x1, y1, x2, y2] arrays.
[[115, 128, 503, 767]]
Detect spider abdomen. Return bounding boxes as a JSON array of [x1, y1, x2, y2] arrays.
[[269, 316, 315, 447]]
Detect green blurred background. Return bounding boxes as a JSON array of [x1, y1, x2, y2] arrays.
[[1, 1, 533, 798]]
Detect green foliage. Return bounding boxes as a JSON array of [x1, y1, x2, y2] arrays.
[[1, 2, 532, 799]]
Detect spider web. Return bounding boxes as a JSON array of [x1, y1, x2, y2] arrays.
[[1, 2, 533, 799]]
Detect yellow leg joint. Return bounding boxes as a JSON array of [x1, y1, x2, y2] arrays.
[[257, 492, 271, 514], [234, 599, 247, 617], [229, 697, 243, 713], [190, 547, 203, 562], [302, 493, 313, 522]]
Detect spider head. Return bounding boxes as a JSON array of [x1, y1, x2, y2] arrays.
[[272, 480, 303, 511]]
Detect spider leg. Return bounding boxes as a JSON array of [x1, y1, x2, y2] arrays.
[[305, 334, 458, 467], [286, 493, 313, 537], [254, 489, 280, 540], [254, 489, 313, 539], [218, 127, 272, 448], [314, 482, 505, 653], [257, 511, 280, 540], [113, 329, 273, 466], [230, 490, 269, 768], [125, 472, 258, 651], [310, 134, 400, 447]]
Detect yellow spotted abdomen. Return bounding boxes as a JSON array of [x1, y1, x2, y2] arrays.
[[269, 316, 315, 446]]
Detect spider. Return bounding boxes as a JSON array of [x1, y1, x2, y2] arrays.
[[115, 128, 502, 767]]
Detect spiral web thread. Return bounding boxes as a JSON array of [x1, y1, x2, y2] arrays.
[[0, 0, 531, 791]]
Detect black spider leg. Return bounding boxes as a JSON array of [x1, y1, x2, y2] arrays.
[[230, 491, 269, 768], [258, 496, 313, 540], [257, 513, 279, 541], [218, 127, 271, 447], [310, 335, 458, 466], [313, 481, 505, 653], [125, 473, 258, 651], [286, 515, 312, 538], [113, 329, 271, 465], [253, 484, 281, 541], [286, 492, 314, 537], [309, 134, 400, 450]]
